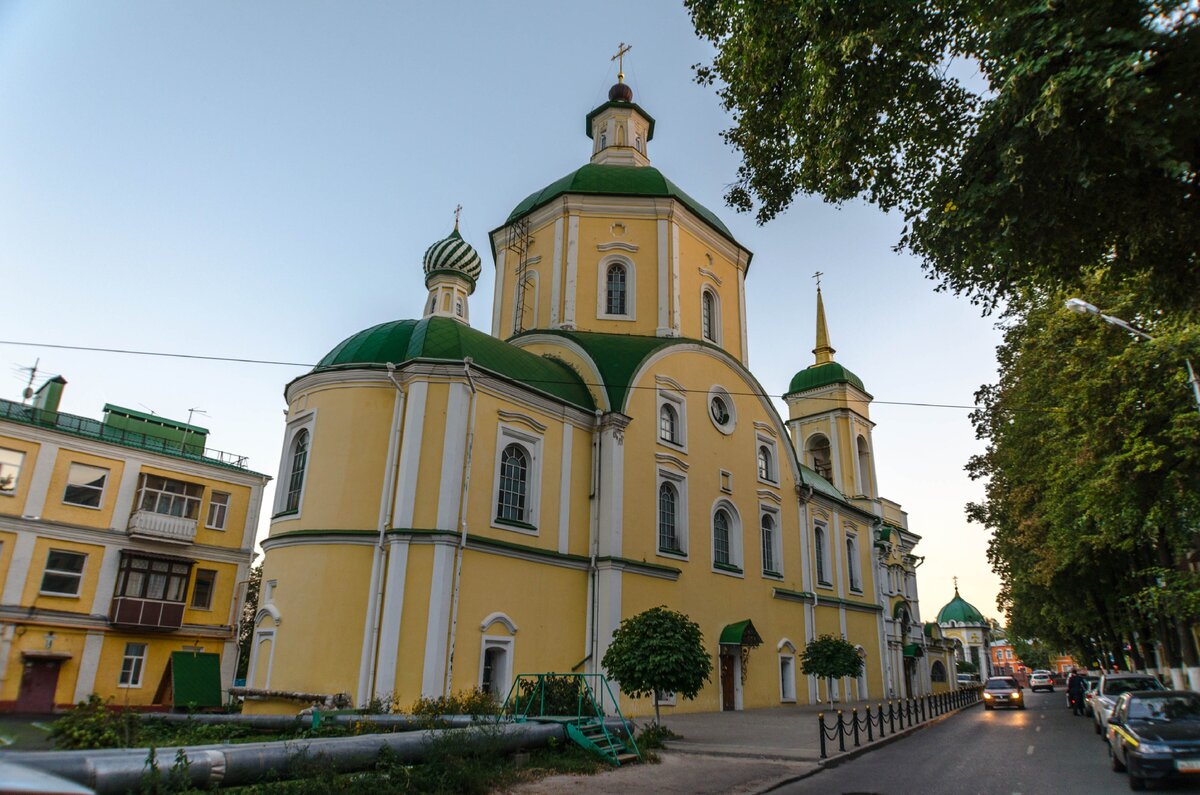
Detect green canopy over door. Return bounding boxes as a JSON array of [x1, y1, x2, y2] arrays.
[[719, 620, 763, 647]]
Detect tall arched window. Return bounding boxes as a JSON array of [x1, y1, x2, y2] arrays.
[[815, 525, 829, 585], [658, 482, 679, 552], [496, 444, 529, 522], [757, 445, 773, 481], [701, 289, 717, 342], [847, 536, 862, 591], [659, 403, 678, 444], [856, 435, 872, 496], [807, 434, 832, 481], [284, 429, 308, 512], [761, 512, 776, 573], [713, 508, 731, 565], [606, 263, 627, 315]]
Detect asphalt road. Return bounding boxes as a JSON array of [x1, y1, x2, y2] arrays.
[[777, 689, 1200, 795]]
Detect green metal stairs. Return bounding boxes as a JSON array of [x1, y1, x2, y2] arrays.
[[501, 673, 642, 766]]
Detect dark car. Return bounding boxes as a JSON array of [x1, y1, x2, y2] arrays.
[[1106, 690, 1200, 791], [982, 676, 1025, 710]]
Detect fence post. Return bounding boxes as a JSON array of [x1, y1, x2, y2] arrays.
[[852, 707, 860, 747], [818, 712, 827, 759], [837, 710, 846, 753], [888, 701, 896, 734], [877, 703, 885, 738], [865, 706, 874, 742]]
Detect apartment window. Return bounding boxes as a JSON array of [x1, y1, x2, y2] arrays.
[[606, 263, 627, 315], [137, 474, 203, 519], [206, 491, 230, 530], [496, 443, 530, 523], [0, 448, 24, 493], [815, 524, 831, 586], [63, 463, 108, 508], [285, 429, 309, 512], [40, 549, 86, 596], [659, 403, 679, 445], [115, 554, 191, 602], [119, 642, 147, 687], [658, 482, 680, 553], [191, 569, 217, 610]]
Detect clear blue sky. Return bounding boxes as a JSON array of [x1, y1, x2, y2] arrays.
[[0, 1, 1003, 623]]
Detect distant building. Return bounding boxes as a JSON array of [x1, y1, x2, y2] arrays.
[[990, 638, 1078, 678], [0, 377, 268, 711], [937, 587, 993, 678]]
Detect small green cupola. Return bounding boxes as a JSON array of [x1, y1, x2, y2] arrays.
[[586, 48, 654, 168], [422, 213, 482, 324], [936, 586, 987, 626], [784, 286, 869, 398]]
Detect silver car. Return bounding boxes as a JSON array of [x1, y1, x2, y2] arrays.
[[1093, 673, 1166, 736]]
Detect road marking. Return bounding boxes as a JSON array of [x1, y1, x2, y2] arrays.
[[31, 722, 53, 733], [1035, 725, 1041, 732], [1026, 745, 1034, 756]]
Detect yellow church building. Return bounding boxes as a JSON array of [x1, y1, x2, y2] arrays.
[[248, 73, 942, 717]]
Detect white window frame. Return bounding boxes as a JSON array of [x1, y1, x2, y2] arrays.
[[846, 532, 863, 593], [62, 463, 109, 509], [275, 412, 315, 517], [700, 285, 721, 344], [118, 642, 148, 688], [596, 255, 636, 321], [778, 642, 797, 703], [490, 424, 543, 534], [247, 628, 276, 689], [206, 491, 231, 530], [855, 646, 869, 699], [711, 499, 743, 575], [655, 469, 688, 559], [756, 434, 778, 485], [806, 433, 833, 482], [190, 568, 217, 610], [707, 385, 736, 435], [814, 521, 833, 588], [39, 549, 87, 597], [0, 447, 25, 494], [479, 635, 514, 699], [760, 505, 783, 578], [656, 388, 687, 452]]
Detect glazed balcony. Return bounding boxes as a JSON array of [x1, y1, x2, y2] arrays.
[[127, 510, 197, 544], [109, 596, 185, 630]]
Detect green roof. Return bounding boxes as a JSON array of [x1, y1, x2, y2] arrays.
[[719, 620, 763, 646], [103, 405, 208, 435], [937, 591, 987, 625], [312, 317, 595, 411], [798, 463, 846, 503], [499, 164, 744, 254], [787, 362, 869, 396], [903, 643, 924, 658]]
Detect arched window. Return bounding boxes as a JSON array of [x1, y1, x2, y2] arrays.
[[757, 445, 772, 481], [284, 429, 308, 512], [599, 132, 607, 148], [930, 661, 947, 683], [701, 289, 717, 342], [807, 434, 832, 481], [659, 403, 678, 444], [761, 512, 776, 574], [658, 482, 679, 552], [856, 435, 871, 496], [455, 297, 464, 317], [606, 263, 627, 315], [713, 508, 731, 565], [496, 444, 529, 522], [635, 135, 642, 152], [815, 525, 829, 585], [847, 535, 861, 591]]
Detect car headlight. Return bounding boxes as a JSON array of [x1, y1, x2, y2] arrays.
[[1139, 742, 1172, 754], [983, 693, 993, 699], [1012, 692, 1021, 699]]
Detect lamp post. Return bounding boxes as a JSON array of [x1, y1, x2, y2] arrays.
[[1064, 298, 1200, 415]]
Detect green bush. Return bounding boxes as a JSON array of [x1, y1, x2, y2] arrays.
[[515, 675, 596, 717], [410, 687, 500, 720], [51, 695, 138, 749]]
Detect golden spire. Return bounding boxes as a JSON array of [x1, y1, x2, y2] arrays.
[[611, 42, 632, 83], [813, 274, 836, 365]]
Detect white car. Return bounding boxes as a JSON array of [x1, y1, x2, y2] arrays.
[[1092, 673, 1166, 736], [1029, 671, 1054, 692]]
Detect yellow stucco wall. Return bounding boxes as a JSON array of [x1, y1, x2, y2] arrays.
[[0, 435, 41, 517]]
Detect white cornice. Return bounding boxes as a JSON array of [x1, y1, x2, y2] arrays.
[[496, 410, 548, 433], [597, 241, 638, 253], [655, 452, 689, 472], [0, 516, 254, 564]]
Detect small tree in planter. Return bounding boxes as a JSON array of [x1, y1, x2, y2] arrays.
[[800, 634, 864, 702], [601, 606, 713, 726]]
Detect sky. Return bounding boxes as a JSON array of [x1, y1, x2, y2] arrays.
[[0, 1, 1004, 624]]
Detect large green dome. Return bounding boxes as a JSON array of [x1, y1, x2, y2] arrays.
[[937, 591, 987, 625], [501, 163, 740, 250], [309, 316, 594, 410], [786, 362, 868, 396]]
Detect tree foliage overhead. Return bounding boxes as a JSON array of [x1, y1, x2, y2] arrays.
[[686, 0, 1200, 310], [601, 606, 713, 724], [800, 634, 865, 681]]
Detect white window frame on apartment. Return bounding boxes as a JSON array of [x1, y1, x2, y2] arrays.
[[596, 254, 636, 321], [656, 387, 687, 452], [136, 473, 203, 519], [479, 635, 514, 699], [275, 411, 315, 516], [0, 447, 25, 494], [39, 549, 87, 597], [814, 521, 833, 588], [490, 423, 543, 534], [756, 434, 778, 485], [778, 640, 798, 703], [190, 568, 217, 610], [205, 491, 231, 530], [62, 462, 109, 509], [846, 530, 863, 593], [656, 468, 689, 559], [711, 499, 743, 575], [760, 504, 783, 578], [118, 642, 148, 688]]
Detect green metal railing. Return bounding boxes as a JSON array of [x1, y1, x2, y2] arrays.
[[500, 673, 641, 765]]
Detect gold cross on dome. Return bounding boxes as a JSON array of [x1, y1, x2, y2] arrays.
[[454, 204, 462, 229], [813, 270, 823, 289], [611, 42, 632, 81], [953, 575, 959, 590]]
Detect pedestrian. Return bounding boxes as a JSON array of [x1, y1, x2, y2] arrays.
[[1066, 668, 1086, 716]]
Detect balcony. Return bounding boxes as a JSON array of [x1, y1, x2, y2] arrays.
[[127, 510, 197, 544], [109, 596, 185, 630]]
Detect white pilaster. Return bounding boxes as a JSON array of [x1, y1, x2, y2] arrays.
[[550, 217, 564, 326], [828, 418, 843, 493], [670, 221, 681, 335], [72, 631, 106, 702], [420, 543, 456, 697], [738, 267, 748, 366], [111, 458, 146, 531], [435, 383, 470, 530], [656, 219, 670, 335], [491, 249, 507, 337], [21, 441, 60, 518], [595, 416, 627, 558], [557, 427, 573, 555], [2, 532, 36, 605], [563, 215, 579, 329], [392, 382, 429, 528], [594, 562, 622, 678], [374, 537, 411, 698], [89, 545, 121, 615]]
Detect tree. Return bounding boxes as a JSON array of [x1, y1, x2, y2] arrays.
[[686, 0, 1200, 312], [601, 606, 713, 725], [236, 563, 262, 681], [800, 634, 864, 701], [1010, 636, 1053, 672]]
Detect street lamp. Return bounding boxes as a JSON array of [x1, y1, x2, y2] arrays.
[[1064, 297, 1200, 415]]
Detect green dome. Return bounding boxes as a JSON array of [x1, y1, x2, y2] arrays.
[[311, 316, 594, 410], [937, 591, 987, 625], [502, 163, 741, 251], [786, 362, 868, 396], [423, 228, 482, 289]]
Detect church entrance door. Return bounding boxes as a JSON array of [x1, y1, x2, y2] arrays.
[[720, 651, 736, 711]]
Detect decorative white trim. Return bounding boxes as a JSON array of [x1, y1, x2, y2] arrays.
[[563, 214, 579, 329], [656, 467, 688, 559], [700, 285, 722, 347], [671, 222, 682, 336], [480, 612, 519, 634], [760, 502, 783, 577], [698, 267, 722, 285], [20, 440, 60, 519], [479, 635, 514, 697], [435, 383, 471, 530], [756, 433, 780, 486], [1, 531, 35, 605], [655, 452, 688, 472], [550, 217, 564, 326], [710, 497, 743, 573], [596, 254, 637, 321], [707, 385, 736, 435], [557, 428, 572, 555], [72, 632, 105, 703], [274, 410, 316, 518], [597, 241, 638, 252], [656, 387, 688, 453], [255, 603, 282, 626], [757, 488, 782, 504], [657, 219, 670, 335], [753, 421, 777, 437], [654, 374, 686, 393], [490, 423, 544, 534], [779, 651, 797, 703], [110, 457, 145, 531], [392, 383, 428, 528], [496, 410, 547, 433], [491, 248, 506, 337], [247, 628, 276, 690], [373, 536, 410, 697], [421, 543, 455, 697], [507, 334, 611, 413], [738, 267, 748, 366]]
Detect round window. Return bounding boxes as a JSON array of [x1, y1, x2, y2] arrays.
[[710, 396, 729, 425], [707, 385, 736, 434]]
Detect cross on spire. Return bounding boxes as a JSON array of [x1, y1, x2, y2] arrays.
[[813, 270, 824, 290], [454, 204, 462, 230], [953, 575, 959, 592], [611, 42, 632, 82]]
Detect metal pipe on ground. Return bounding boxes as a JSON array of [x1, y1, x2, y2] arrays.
[[4, 721, 565, 794], [139, 712, 481, 729]]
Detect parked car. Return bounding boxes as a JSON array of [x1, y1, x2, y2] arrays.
[[957, 673, 980, 687], [983, 676, 1025, 710], [1030, 671, 1054, 692], [1105, 690, 1200, 791], [1093, 674, 1167, 736], [1082, 676, 1101, 716]]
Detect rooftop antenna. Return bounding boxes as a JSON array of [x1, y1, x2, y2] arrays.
[[137, 403, 157, 415], [186, 407, 208, 426], [18, 358, 39, 403], [183, 408, 208, 455]]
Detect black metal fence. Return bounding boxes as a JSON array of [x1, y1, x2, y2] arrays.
[[817, 686, 983, 758]]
